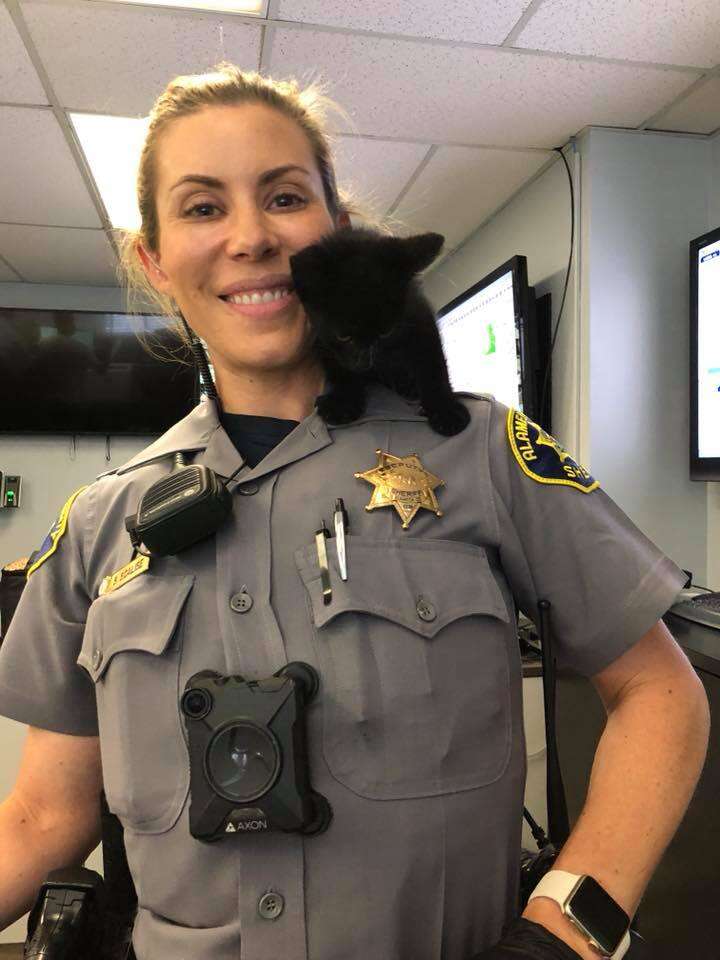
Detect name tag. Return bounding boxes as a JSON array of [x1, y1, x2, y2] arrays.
[[99, 554, 150, 596]]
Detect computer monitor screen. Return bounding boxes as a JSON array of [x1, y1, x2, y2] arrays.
[[690, 226, 720, 480], [435, 255, 544, 424]]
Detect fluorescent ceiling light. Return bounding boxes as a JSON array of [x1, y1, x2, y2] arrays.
[[71, 112, 150, 232], [93, 0, 266, 14]]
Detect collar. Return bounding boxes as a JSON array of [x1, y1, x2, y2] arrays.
[[96, 384, 430, 484]]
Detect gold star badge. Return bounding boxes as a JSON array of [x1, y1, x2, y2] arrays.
[[354, 449, 444, 529]]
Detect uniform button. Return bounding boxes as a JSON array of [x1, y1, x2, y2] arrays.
[[92, 650, 103, 670], [416, 597, 436, 622], [230, 591, 253, 613], [258, 891, 284, 920], [238, 482, 259, 496]]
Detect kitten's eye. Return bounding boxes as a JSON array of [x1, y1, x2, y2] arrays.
[[336, 335, 352, 342], [379, 330, 394, 339]]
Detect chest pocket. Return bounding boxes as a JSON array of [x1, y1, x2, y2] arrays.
[[77, 573, 194, 833], [295, 536, 513, 801]]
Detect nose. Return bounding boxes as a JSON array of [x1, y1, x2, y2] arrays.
[[223, 205, 282, 260]]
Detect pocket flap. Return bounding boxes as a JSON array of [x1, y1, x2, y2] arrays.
[[294, 536, 508, 639], [78, 573, 195, 682]]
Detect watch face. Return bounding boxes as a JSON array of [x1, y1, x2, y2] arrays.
[[568, 877, 630, 954]]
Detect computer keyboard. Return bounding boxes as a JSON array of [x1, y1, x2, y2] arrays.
[[669, 591, 720, 630], [690, 592, 720, 611]]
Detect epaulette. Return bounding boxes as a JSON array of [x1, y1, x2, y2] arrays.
[[454, 391, 495, 402], [94, 449, 200, 482]]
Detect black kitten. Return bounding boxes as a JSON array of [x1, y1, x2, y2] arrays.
[[289, 225, 471, 437]]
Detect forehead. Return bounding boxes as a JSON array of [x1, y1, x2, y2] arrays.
[[155, 103, 318, 192]]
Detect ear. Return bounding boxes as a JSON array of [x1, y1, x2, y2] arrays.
[[394, 232, 446, 274], [336, 210, 351, 229], [137, 241, 172, 296]]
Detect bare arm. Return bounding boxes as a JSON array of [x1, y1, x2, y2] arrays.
[[0, 727, 104, 931], [522, 620, 711, 959]]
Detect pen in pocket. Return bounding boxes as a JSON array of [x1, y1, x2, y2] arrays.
[[315, 519, 332, 605]]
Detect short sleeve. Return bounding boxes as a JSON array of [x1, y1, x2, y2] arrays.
[[486, 400, 688, 677], [0, 485, 98, 735]]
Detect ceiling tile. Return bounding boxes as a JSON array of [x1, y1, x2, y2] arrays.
[[514, 0, 720, 70], [0, 224, 117, 285], [267, 27, 700, 148], [393, 145, 551, 251], [647, 76, 720, 134], [331, 136, 431, 221], [275, 0, 531, 45], [0, 107, 102, 228], [21, 0, 262, 115], [0, 3, 49, 104]]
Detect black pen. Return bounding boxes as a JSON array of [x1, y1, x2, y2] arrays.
[[315, 519, 332, 605]]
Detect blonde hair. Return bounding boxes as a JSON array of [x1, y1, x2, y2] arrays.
[[115, 62, 399, 353]]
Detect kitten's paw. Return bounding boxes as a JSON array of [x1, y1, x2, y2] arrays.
[[424, 401, 471, 436]]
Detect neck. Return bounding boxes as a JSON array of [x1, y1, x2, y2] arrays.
[[212, 359, 325, 421]]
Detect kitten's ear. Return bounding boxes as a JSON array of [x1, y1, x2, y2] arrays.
[[394, 232, 445, 274]]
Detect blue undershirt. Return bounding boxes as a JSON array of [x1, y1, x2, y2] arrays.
[[220, 412, 300, 468]]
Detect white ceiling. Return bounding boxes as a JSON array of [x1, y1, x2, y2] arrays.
[[1, 0, 718, 287]]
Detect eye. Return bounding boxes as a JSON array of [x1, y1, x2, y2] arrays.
[[336, 334, 352, 342], [272, 192, 307, 209], [184, 202, 218, 218]]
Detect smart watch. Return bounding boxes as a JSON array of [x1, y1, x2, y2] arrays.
[[527, 870, 631, 959]]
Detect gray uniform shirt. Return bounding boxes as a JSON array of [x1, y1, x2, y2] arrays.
[[0, 385, 687, 960]]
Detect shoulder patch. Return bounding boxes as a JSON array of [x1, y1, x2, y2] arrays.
[[506, 408, 599, 493], [26, 486, 89, 579]]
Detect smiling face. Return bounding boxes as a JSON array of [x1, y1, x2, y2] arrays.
[[138, 102, 349, 410]]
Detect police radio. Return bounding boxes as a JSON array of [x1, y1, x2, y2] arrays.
[[124, 452, 233, 556], [180, 661, 332, 841], [123, 312, 242, 557]]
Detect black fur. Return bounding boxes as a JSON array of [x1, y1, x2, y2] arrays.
[[289, 225, 471, 436]]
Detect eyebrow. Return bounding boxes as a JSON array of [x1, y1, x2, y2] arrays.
[[169, 164, 311, 195]]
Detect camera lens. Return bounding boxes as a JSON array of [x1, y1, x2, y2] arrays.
[[181, 688, 212, 719], [206, 722, 280, 802]]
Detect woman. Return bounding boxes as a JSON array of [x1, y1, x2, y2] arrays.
[[0, 64, 708, 960]]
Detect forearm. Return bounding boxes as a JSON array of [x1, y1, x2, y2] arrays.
[[522, 676, 710, 958], [0, 792, 101, 931]]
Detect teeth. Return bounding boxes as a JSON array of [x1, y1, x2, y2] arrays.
[[225, 287, 291, 305]]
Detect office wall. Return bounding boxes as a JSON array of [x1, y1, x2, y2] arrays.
[[583, 127, 710, 586]]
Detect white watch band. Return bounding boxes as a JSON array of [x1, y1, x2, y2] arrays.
[[527, 870, 631, 960]]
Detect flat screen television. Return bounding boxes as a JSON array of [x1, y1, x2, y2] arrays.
[[0, 308, 197, 435], [690, 226, 720, 481], [435, 255, 551, 429]]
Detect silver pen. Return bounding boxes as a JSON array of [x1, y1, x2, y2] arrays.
[[333, 498, 349, 581]]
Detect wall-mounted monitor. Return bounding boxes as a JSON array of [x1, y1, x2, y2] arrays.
[[690, 226, 720, 481], [435, 255, 550, 429], [0, 308, 196, 435]]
